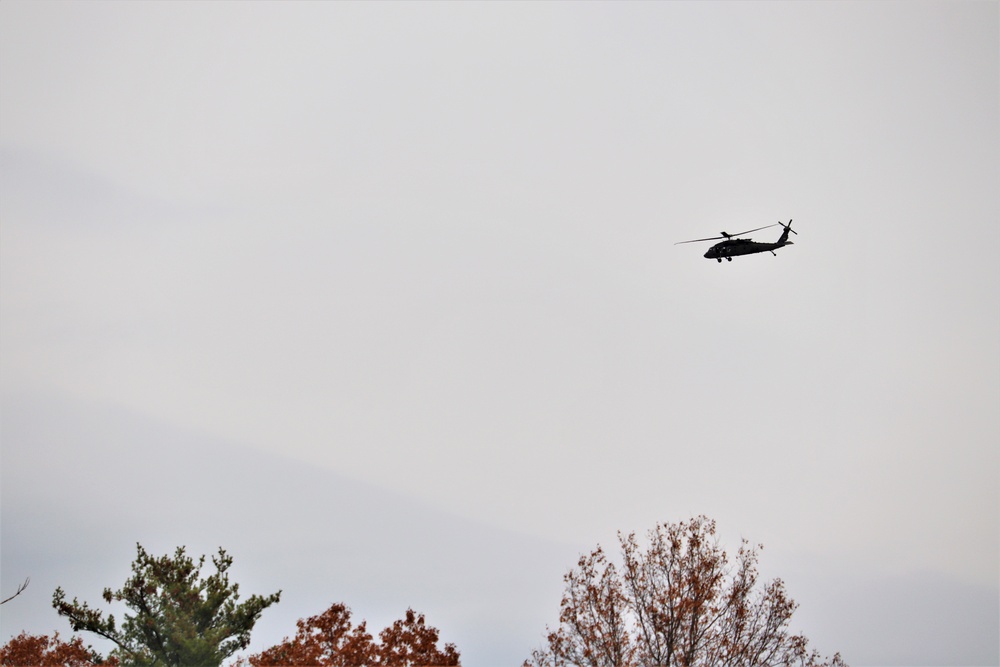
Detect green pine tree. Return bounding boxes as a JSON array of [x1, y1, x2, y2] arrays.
[[53, 544, 281, 667]]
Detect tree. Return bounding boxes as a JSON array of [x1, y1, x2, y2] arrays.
[[244, 603, 375, 666], [244, 603, 460, 666], [375, 608, 461, 667], [52, 543, 281, 667], [0, 631, 117, 666], [526, 516, 845, 667]]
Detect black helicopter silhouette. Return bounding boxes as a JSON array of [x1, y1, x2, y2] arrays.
[[676, 220, 797, 262]]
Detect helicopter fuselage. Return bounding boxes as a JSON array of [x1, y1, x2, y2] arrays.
[[704, 238, 793, 262]]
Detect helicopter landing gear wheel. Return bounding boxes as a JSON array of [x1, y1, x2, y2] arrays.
[[717, 258, 722, 263], [726, 257, 732, 262]]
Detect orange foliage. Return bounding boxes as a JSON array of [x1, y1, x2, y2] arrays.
[[376, 608, 460, 667], [245, 604, 459, 667], [247, 603, 374, 666], [0, 631, 118, 667]]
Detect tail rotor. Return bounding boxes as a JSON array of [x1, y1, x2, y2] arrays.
[[776, 219, 796, 245]]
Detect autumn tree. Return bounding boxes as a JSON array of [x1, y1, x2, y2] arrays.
[[375, 608, 461, 667], [0, 631, 118, 667], [52, 543, 281, 667], [244, 603, 375, 666], [245, 603, 460, 666], [526, 516, 845, 667]]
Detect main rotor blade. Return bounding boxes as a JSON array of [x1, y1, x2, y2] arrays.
[[674, 235, 725, 245], [674, 222, 782, 245], [725, 223, 779, 237]]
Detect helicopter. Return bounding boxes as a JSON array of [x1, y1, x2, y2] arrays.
[[676, 219, 797, 262]]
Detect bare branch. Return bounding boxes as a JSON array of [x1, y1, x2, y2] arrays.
[[1, 577, 30, 605]]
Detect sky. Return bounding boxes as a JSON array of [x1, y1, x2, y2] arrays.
[[1, 2, 997, 665]]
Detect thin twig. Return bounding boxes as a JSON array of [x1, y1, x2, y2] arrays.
[[1, 577, 30, 605]]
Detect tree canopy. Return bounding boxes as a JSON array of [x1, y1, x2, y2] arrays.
[[244, 603, 460, 666], [52, 544, 281, 667], [0, 631, 117, 667], [526, 516, 845, 667]]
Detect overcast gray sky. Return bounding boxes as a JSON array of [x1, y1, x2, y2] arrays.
[[1, 2, 997, 666]]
